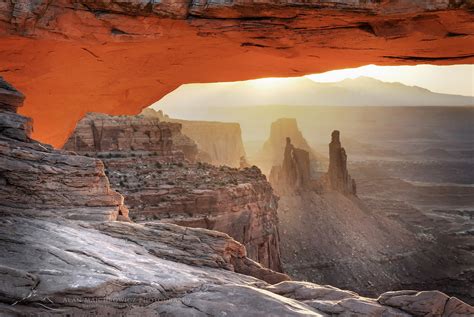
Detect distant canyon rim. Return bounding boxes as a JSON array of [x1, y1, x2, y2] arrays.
[[0, 0, 473, 146]]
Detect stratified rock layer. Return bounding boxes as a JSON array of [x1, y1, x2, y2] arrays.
[[142, 108, 246, 167], [63, 112, 197, 162], [1, 75, 473, 316], [0, 78, 128, 221], [65, 112, 283, 272]]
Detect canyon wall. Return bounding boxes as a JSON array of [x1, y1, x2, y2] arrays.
[[142, 108, 246, 167], [65, 112, 283, 272], [63, 112, 197, 162], [0, 2, 472, 146], [0, 79, 128, 221]]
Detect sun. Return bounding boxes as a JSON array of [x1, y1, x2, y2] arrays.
[[248, 77, 291, 88]]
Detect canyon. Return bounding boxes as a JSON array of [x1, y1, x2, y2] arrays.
[[255, 117, 473, 304], [1, 0, 473, 315], [0, 1, 472, 146], [2, 78, 473, 315], [63, 111, 283, 273]]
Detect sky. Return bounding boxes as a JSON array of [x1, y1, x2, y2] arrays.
[[151, 64, 473, 116], [306, 64, 473, 97]]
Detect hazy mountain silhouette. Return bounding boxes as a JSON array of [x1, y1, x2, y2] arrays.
[[154, 76, 473, 112]]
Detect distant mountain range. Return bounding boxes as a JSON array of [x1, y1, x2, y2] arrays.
[[154, 76, 474, 112]]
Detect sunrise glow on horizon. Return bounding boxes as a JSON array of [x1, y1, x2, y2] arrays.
[[235, 64, 474, 97], [306, 64, 474, 97]]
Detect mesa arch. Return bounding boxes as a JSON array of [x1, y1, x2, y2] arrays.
[[0, 1, 472, 147]]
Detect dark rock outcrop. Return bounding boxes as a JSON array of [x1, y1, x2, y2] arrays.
[[0, 78, 128, 221], [324, 130, 357, 195], [0, 78, 24, 113]]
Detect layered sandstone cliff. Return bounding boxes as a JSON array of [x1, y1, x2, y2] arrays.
[[0, 80, 128, 221], [65, 112, 282, 272], [142, 108, 246, 167], [63, 112, 197, 162], [2, 78, 474, 316], [270, 137, 314, 195]]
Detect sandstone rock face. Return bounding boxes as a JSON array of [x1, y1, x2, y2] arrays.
[[0, 2, 472, 146], [0, 78, 24, 113], [0, 78, 128, 221], [1, 77, 473, 316], [178, 120, 246, 167], [270, 137, 314, 195], [0, 77, 287, 289], [63, 112, 197, 162], [107, 159, 284, 272], [142, 108, 246, 167], [324, 130, 357, 195], [65, 111, 283, 272], [264, 122, 356, 196]]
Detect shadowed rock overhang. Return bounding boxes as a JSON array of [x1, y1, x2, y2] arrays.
[[0, 0, 472, 146]]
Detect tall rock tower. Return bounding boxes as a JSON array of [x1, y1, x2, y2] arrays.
[[327, 130, 356, 195]]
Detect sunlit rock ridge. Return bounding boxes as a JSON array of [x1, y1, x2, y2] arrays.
[[0, 0, 472, 146]]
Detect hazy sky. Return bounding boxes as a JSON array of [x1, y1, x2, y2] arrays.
[[152, 64, 473, 115], [306, 64, 473, 97]]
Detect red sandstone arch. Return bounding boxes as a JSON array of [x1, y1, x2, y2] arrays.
[[0, 5, 472, 147]]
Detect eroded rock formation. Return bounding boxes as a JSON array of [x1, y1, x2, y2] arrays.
[[0, 79, 129, 221], [142, 108, 246, 167], [65, 111, 283, 272], [0, 2, 472, 146], [264, 122, 357, 196], [256, 118, 324, 175], [324, 130, 357, 195], [1, 76, 474, 316], [270, 137, 313, 194], [64, 112, 197, 162]]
